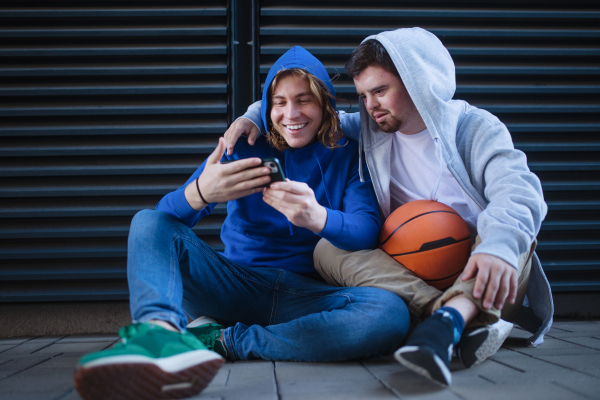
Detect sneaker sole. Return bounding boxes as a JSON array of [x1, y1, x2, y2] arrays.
[[74, 349, 224, 400], [459, 320, 513, 368], [395, 346, 452, 386]]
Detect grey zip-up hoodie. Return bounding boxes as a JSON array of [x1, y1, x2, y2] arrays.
[[239, 27, 553, 345]]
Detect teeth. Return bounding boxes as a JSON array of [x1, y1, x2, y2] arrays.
[[286, 123, 307, 130]]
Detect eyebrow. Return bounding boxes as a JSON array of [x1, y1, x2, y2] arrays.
[[357, 84, 389, 96]]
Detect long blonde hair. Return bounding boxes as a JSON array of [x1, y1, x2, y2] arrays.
[[267, 68, 344, 151]]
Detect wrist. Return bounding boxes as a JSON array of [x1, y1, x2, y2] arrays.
[[195, 178, 210, 205], [310, 205, 328, 233], [184, 180, 208, 210]]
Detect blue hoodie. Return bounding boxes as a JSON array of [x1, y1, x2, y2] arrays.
[[156, 46, 380, 277]]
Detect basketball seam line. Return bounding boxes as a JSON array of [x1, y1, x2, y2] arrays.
[[387, 235, 471, 257], [379, 210, 461, 246]]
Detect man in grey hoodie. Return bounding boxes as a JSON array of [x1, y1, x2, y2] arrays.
[[225, 28, 553, 386]]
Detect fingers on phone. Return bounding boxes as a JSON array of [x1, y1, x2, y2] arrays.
[[222, 157, 262, 172], [236, 175, 270, 191]]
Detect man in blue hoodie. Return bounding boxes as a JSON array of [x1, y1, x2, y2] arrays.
[[72, 46, 410, 400], [227, 28, 553, 386]]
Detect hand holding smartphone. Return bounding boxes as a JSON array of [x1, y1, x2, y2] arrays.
[[222, 157, 286, 188]]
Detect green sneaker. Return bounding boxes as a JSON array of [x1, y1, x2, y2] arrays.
[[74, 322, 224, 400], [187, 316, 229, 359]]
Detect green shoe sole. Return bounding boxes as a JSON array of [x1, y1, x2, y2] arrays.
[[74, 349, 224, 400]]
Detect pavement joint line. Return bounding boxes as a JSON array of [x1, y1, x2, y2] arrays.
[[0, 359, 13, 367], [505, 347, 600, 379], [552, 336, 600, 351], [100, 339, 120, 351], [549, 326, 573, 333], [30, 335, 68, 354], [552, 380, 597, 400], [489, 358, 526, 373], [478, 374, 496, 384], [0, 352, 64, 382], [359, 360, 403, 399], [0, 337, 36, 355], [273, 361, 282, 400], [223, 368, 230, 386]]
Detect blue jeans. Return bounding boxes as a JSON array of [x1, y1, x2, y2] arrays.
[[127, 210, 410, 361]]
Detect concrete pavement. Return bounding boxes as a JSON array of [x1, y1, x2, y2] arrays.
[[1, 318, 599, 400]]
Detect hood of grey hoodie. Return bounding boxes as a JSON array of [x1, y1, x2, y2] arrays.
[[358, 27, 485, 217]]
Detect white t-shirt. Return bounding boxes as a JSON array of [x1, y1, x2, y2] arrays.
[[390, 128, 478, 236]]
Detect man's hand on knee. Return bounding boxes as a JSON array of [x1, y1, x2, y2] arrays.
[[461, 253, 518, 310]]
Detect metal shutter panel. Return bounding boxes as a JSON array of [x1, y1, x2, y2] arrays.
[[0, 1, 229, 302]]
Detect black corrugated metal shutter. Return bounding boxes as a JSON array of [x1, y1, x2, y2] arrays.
[[258, 1, 600, 292], [2, 1, 599, 304], [0, 1, 229, 302]]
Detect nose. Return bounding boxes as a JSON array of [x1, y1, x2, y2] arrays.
[[364, 94, 379, 111], [284, 102, 301, 119]]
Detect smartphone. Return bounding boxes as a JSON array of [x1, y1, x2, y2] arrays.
[[222, 157, 286, 188], [260, 157, 286, 187]]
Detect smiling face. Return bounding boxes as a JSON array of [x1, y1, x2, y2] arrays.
[[269, 74, 324, 149], [353, 65, 425, 135]]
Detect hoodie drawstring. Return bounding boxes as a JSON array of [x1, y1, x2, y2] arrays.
[[314, 149, 333, 209], [358, 132, 365, 183], [429, 137, 444, 202]]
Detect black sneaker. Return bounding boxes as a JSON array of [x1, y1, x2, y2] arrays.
[[394, 311, 455, 385], [457, 319, 513, 368]]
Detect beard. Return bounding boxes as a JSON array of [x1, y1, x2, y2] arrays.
[[374, 113, 402, 133]]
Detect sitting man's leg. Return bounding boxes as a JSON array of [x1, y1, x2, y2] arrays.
[[74, 209, 231, 400], [76, 210, 411, 400], [314, 238, 443, 323], [314, 237, 533, 385], [185, 269, 411, 362], [421, 236, 533, 371]]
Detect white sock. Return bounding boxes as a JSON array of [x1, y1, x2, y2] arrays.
[[148, 319, 180, 332]]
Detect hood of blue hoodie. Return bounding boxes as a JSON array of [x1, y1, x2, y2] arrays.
[[260, 46, 336, 133]]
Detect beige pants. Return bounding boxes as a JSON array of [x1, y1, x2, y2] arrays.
[[314, 236, 534, 327]]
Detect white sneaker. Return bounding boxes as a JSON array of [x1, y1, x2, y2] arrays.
[[457, 319, 513, 368]]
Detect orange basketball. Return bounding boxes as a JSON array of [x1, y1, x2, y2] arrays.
[[379, 200, 472, 290]]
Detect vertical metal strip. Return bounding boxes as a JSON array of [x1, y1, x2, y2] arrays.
[[252, 0, 261, 103], [229, 0, 254, 120]]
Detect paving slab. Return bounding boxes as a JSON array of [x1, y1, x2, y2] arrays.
[[363, 356, 463, 400], [199, 361, 277, 400], [504, 336, 598, 357], [275, 360, 398, 400], [535, 354, 600, 379], [451, 380, 590, 400], [545, 323, 600, 339], [0, 338, 65, 357], [0, 353, 71, 394], [0, 337, 30, 345], [31, 341, 112, 356], [57, 335, 118, 344], [0, 354, 61, 379], [558, 336, 600, 350]]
